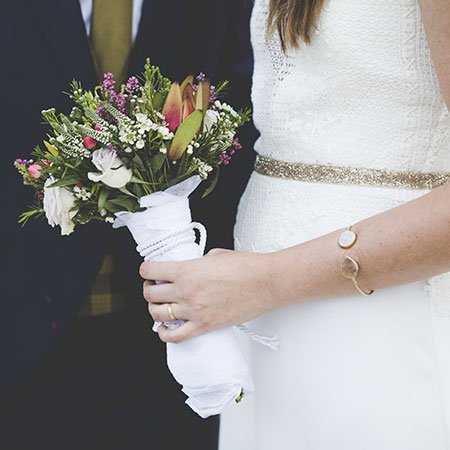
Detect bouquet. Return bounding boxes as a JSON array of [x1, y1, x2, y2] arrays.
[[15, 61, 254, 417]]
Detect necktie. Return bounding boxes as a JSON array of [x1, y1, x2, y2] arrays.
[[83, 0, 133, 317], [91, 0, 133, 82]]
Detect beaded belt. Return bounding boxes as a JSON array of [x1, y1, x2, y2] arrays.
[[254, 155, 450, 190]]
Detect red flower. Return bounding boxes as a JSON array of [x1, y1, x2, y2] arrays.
[[83, 136, 97, 150]]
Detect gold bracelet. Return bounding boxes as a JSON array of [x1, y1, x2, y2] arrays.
[[338, 226, 374, 297]]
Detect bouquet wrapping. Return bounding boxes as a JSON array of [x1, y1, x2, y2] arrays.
[[15, 62, 254, 417], [114, 176, 253, 417]]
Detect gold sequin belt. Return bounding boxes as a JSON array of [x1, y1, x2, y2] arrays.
[[254, 155, 450, 190]]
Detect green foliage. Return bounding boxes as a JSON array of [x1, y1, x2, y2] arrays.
[[18, 207, 44, 226], [202, 168, 220, 198], [142, 59, 172, 111]]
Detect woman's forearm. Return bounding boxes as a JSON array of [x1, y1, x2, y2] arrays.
[[271, 182, 450, 305], [266, 0, 450, 306]]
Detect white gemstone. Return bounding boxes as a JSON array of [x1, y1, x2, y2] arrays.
[[338, 230, 357, 249]]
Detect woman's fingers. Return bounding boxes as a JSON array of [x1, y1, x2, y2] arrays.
[[143, 281, 178, 304], [157, 321, 200, 344], [140, 261, 181, 282], [148, 303, 189, 323]]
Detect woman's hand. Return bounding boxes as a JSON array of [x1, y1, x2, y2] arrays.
[[140, 249, 279, 343]]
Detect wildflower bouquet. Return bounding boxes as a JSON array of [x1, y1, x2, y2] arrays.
[[15, 61, 253, 418], [16, 61, 249, 235]]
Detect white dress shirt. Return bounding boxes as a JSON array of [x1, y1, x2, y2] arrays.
[[79, 0, 144, 41]]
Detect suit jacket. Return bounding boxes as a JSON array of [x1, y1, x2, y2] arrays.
[[0, 0, 256, 388]]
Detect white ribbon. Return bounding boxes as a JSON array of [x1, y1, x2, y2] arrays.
[[113, 176, 254, 418]]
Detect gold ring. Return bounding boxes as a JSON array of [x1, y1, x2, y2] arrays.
[[167, 303, 177, 321]]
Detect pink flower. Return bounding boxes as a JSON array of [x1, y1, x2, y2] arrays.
[[83, 136, 97, 150], [28, 164, 42, 179]]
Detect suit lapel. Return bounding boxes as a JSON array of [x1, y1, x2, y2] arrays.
[[28, 0, 97, 87]]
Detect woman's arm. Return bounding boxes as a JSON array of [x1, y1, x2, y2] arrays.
[[139, 0, 450, 343], [420, 0, 450, 105]]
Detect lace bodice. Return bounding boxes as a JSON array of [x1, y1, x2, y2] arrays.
[[251, 0, 450, 172]]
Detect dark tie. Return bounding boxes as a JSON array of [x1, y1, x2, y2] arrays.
[[91, 0, 133, 82]]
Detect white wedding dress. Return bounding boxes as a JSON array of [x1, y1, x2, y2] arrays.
[[220, 0, 450, 449]]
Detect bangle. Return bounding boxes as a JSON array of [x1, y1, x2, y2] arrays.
[[338, 226, 374, 297]]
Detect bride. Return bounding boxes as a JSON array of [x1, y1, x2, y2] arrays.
[[141, 0, 450, 448]]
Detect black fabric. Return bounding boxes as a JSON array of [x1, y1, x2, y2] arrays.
[[4, 306, 220, 450], [0, 0, 255, 448], [1, 0, 256, 385]]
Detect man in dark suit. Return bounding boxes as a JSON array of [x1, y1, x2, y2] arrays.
[[1, 1, 256, 448]]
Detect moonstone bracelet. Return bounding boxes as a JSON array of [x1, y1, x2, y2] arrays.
[[338, 226, 374, 297]]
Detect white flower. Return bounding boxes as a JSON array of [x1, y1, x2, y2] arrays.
[[225, 131, 236, 146], [159, 147, 167, 154], [88, 148, 132, 188], [73, 186, 92, 201], [119, 126, 137, 145], [193, 157, 213, 179], [135, 112, 153, 134], [220, 102, 239, 117], [158, 126, 173, 140], [43, 177, 77, 236], [203, 110, 220, 133], [136, 139, 145, 149]]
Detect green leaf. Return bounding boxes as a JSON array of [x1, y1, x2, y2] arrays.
[[49, 177, 80, 188], [150, 153, 167, 173], [43, 141, 59, 157], [202, 168, 220, 198], [98, 189, 109, 211], [108, 197, 138, 212], [132, 154, 146, 170], [168, 110, 204, 161], [152, 92, 166, 110], [130, 177, 157, 185], [18, 208, 44, 226], [119, 187, 138, 198]]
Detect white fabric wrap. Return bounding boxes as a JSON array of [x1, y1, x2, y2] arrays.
[[113, 176, 253, 418]]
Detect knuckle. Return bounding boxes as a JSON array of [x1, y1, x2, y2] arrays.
[[158, 328, 169, 342], [172, 333, 186, 344], [173, 264, 183, 278], [179, 282, 196, 302], [139, 262, 150, 279], [208, 248, 231, 256], [158, 332, 169, 343], [163, 329, 190, 344], [143, 284, 151, 302]]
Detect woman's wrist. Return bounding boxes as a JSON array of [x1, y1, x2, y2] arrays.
[[262, 249, 303, 308], [265, 230, 350, 306]]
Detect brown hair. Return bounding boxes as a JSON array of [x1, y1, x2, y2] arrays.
[[267, 0, 325, 51]]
